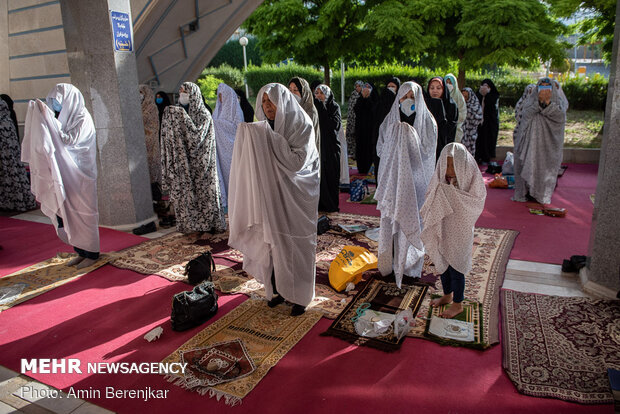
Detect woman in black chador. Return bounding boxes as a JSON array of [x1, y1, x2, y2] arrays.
[[314, 84, 341, 212], [373, 77, 401, 180], [353, 82, 379, 174], [475, 78, 500, 164], [424, 77, 458, 160]]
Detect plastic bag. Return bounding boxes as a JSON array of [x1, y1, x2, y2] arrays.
[[393, 309, 414, 340], [328, 246, 378, 292], [502, 151, 514, 175]]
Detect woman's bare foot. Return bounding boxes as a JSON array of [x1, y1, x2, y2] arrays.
[[431, 294, 453, 308], [76, 258, 97, 269], [66, 256, 85, 267], [440, 302, 464, 319]]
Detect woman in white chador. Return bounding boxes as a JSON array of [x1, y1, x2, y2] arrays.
[[374, 81, 437, 287], [213, 83, 244, 207], [421, 143, 486, 318], [22, 83, 99, 269], [228, 83, 319, 316]]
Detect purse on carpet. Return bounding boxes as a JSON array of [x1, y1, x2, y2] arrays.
[[185, 251, 216, 285], [170, 281, 218, 331], [350, 179, 369, 202]]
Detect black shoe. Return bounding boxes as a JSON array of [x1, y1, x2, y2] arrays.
[[291, 304, 306, 316], [132, 221, 157, 235], [267, 295, 285, 308]]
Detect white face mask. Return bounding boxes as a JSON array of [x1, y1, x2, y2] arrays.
[[388, 86, 397, 94], [293, 93, 302, 103], [179, 92, 190, 106], [400, 98, 416, 117], [447, 83, 454, 93]]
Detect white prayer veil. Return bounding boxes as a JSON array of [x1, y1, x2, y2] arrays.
[[229, 83, 319, 306], [421, 142, 486, 275]]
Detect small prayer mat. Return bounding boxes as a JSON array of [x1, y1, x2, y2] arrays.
[[0, 252, 109, 312], [502, 289, 620, 404], [179, 339, 256, 388], [322, 279, 428, 351], [163, 299, 322, 406], [423, 295, 486, 349]]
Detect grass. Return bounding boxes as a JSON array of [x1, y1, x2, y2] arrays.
[[498, 107, 603, 148]]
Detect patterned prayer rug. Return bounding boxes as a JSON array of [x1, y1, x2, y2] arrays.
[[0, 252, 109, 312], [162, 299, 322, 405], [322, 279, 428, 351], [110, 214, 516, 347], [423, 295, 485, 349], [502, 289, 620, 404]]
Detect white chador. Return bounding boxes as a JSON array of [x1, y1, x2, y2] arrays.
[[228, 83, 320, 306], [374, 81, 437, 287], [420, 143, 486, 275], [213, 83, 244, 207], [21, 84, 99, 253]]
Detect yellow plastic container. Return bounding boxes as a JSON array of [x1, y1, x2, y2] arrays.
[[328, 246, 378, 292]]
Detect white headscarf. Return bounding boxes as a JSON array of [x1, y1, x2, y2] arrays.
[[213, 83, 244, 206], [374, 81, 437, 286], [228, 83, 319, 306], [420, 142, 486, 275]]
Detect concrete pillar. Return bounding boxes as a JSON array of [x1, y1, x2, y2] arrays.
[[58, 0, 155, 230], [582, 0, 620, 298], [0, 0, 9, 94]]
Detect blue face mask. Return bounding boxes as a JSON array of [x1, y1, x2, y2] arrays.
[[538, 85, 552, 91], [156, 97, 163, 104], [51, 98, 62, 113]]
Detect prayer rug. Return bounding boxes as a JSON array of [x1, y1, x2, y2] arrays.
[[322, 278, 428, 351], [0, 252, 109, 312], [423, 295, 486, 349], [162, 299, 322, 406], [502, 289, 620, 404]]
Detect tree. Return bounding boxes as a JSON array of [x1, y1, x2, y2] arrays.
[[208, 37, 263, 69], [242, 0, 373, 85], [367, 0, 568, 87], [546, 0, 616, 63]]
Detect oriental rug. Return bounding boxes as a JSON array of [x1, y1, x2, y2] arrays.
[[162, 299, 321, 405], [502, 289, 620, 404], [322, 278, 428, 351], [0, 252, 109, 312]]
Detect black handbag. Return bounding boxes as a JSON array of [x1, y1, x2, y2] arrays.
[[317, 215, 331, 235], [170, 281, 218, 331], [185, 251, 216, 285]]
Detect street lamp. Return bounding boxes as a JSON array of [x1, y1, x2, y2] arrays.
[[239, 36, 249, 99]]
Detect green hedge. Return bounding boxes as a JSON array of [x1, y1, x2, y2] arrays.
[[200, 63, 608, 111], [199, 64, 244, 90], [245, 63, 323, 97]]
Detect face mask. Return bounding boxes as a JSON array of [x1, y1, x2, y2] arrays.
[[538, 85, 552, 91], [388, 86, 397, 94], [156, 97, 163, 104], [140, 94, 145, 102], [400, 99, 416, 117], [51, 98, 62, 113], [293, 93, 302, 103], [479, 85, 489, 96], [447, 83, 454, 93], [178, 92, 190, 106]]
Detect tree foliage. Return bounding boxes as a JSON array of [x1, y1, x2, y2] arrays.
[[243, 0, 372, 85], [208, 37, 263, 69], [243, 0, 570, 85], [546, 0, 617, 63]]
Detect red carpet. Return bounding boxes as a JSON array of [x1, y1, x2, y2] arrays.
[[339, 164, 597, 264], [0, 217, 609, 413], [0, 216, 146, 277]]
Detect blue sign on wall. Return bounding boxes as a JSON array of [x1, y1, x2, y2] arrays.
[[110, 10, 133, 52]]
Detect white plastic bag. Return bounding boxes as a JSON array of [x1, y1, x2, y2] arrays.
[[393, 309, 414, 340], [502, 151, 514, 175]]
